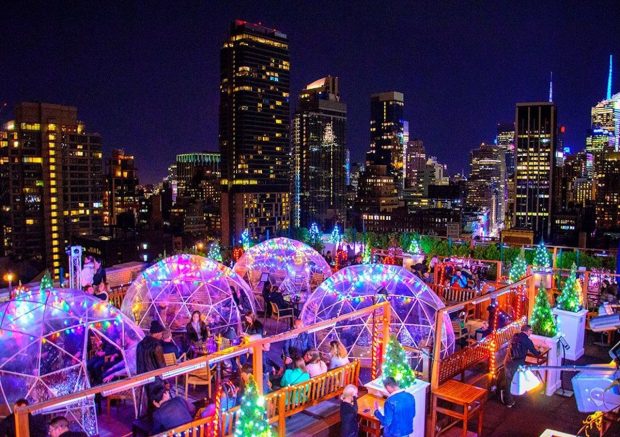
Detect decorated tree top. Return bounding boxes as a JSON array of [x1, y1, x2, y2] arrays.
[[234, 375, 273, 437], [240, 229, 251, 251], [533, 241, 551, 271], [362, 243, 372, 264], [509, 248, 528, 283], [382, 335, 416, 388], [530, 286, 557, 337], [207, 241, 223, 262], [556, 263, 582, 312], [39, 271, 53, 291], [330, 225, 341, 245], [408, 237, 421, 255]]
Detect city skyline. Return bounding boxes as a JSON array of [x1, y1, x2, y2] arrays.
[[1, 1, 618, 183]]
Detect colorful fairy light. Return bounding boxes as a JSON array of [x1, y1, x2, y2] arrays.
[[309, 222, 321, 246], [556, 263, 582, 312], [533, 240, 552, 271], [207, 241, 223, 262], [381, 335, 416, 388], [234, 375, 273, 437], [531, 286, 558, 337], [240, 228, 252, 251], [509, 248, 528, 283]]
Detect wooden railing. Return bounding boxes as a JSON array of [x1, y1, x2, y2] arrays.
[[222, 360, 360, 437], [107, 283, 131, 309], [437, 343, 489, 386], [154, 417, 216, 437]]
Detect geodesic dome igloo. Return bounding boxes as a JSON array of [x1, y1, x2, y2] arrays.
[[300, 264, 454, 362], [233, 237, 332, 291], [0, 288, 143, 435], [122, 254, 255, 335]]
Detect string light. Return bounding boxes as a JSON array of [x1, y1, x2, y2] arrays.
[[207, 241, 223, 262], [234, 375, 273, 437], [531, 286, 558, 337], [556, 263, 582, 312], [509, 248, 528, 283], [533, 240, 551, 271], [381, 335, 416, 388]]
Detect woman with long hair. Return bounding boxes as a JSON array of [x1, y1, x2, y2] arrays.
[[329, 340, 350, 369]]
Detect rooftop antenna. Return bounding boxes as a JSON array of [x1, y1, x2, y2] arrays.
[[549, 72, 553, 103], [607, 54, 613, 100]]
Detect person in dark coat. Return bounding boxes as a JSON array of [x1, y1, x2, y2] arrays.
[[150, 383, 195, 434], [500, 324, 541, 407], [186, 311, 208, 345], [48, 416, 87, 437], [269, 288, 298, 318], [283, 319, 313, 364], [161, 329, 181, 358], [340, 384, 359, 437], [0, 399, 47, 437], [136, 320, 166, 374]]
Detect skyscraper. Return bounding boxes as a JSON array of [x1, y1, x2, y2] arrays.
[[367, 92, 407, 194], [466, 143, 506, 233], [403, 139, 426, 208], [595, 149, 620, 230], [176, 152, 221, 205], [0, 102, 103, 276], [514, 102, 557, 240], [219, 20, 291, 245], [292, 76, 346, 228], [104, 149, 139, 226]]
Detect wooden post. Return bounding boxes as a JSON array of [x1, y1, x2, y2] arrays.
[[430, 308, 444, 391], [381, 302, 391, 373], [583, 271, 590, 308], [277, 393, 286, 437], [14, 407, 30, 437], [527, 270, 536, 320], [252, 343, 264, 394], [553, 247, 558, 269]]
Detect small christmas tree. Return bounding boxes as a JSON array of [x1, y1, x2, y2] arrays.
[[533, 241, 551, 271], [234, 375, 273, 437], [556, 263, 582, 312], [240, 229, 251, 251], [309, 223, 321, 246], [509, 248, 528, 283], [362, 243, 372, 264], [330, 224, 341, 245], [40, 270, 53, 291], [408, 237, 421, 255], [207, 241, 223, 262], [381, 335, 416, 388], [531, 286, 557, 337]]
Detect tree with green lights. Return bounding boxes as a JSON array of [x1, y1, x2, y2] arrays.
[[362, 243, 372, 264], [309, 223, 321, 246], [531, 286, 557, 337], [207, 241, 223, 262], [408, 237, 421, 255], [509, 248, 528, 283], [381, 335, 416, 388], [40, 270, 53, 291], [240, 229, 251, 251], [533, 241, 551, 271], [234, 375, 273, 437], [556, 263, 582, 312]]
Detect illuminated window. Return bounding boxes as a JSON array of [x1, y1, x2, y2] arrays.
[[26, 219, 34, 225]]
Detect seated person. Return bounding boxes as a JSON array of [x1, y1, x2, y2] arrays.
[[450, 270, 468, 289], [283, 319, 313, 364], [0, 399, 47, 437], [87, 337, 120, 385], [268, 287, 299, 318], [329, 340, 350, 369], [280, 357, 310, 387], [150, 383, 195, 434], [242, 311, 264, 337], [186, 311, 208, 355], [48, 416, 87, 437], [262, 342, 282, 393], [304, 349, 327, 377], [262, 282, 273, 318], [161, 329, 181, 359]]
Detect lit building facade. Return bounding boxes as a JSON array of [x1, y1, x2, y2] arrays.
[[366, 91, 407, 195], [595, 149, 620, 230], [104, 149, 139, 226], [176, 153, 221, 205], [219, 20, 291, 245], [0, 102, 103, 276], [292, 76, 346, 228], [514, 102, 557, 240], [403, 139, 426, 208]]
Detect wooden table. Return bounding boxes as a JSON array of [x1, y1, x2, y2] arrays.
[[431, 379, 487, 437], [357, 393, 384, 436]]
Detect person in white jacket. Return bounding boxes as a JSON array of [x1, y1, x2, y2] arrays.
[[81, 256, 95, 289]]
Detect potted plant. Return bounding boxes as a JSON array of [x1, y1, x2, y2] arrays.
[[508, 248, 528, 284], [364, 335, 429, 437], [553, 263, 588, 361], [532, 241, 552, 288], [529, 285, 562, 396]]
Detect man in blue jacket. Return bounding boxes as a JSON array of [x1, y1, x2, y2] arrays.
[[374, 377, 415, 437]]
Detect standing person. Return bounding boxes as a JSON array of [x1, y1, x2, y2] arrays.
[[136, 320, 166, 374], [0, 399, 47, 437], [283, 319, 312, 364], [48, 417, 87, 437], [340, 384, 359, 437], [80, 256, 95, 289], [92, 258, 107, 288], [500, 324, 541, 408], [373, 377, 415, 437]]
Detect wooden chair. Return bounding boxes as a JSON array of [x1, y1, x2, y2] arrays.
[[185, 364, 215, 399], [163, 352, 186, 392], [270, 302, 294, 332]]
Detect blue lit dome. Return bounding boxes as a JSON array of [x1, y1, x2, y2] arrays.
[[122, 254, 255, 334], [0, 288, 143, 434], [233, 237, 332, 291], [300, 264, 454, 361]]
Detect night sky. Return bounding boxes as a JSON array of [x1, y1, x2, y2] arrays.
[[1, 1, 618, 183]]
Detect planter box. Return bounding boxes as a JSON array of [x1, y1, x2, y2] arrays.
[[533, 270, 552, 289], [552, 308, 587, 361], [365, 377, 430, 437], [530, 333, 562, 396]]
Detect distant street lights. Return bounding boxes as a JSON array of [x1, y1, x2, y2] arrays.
[[3, 272, 15, 293]]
